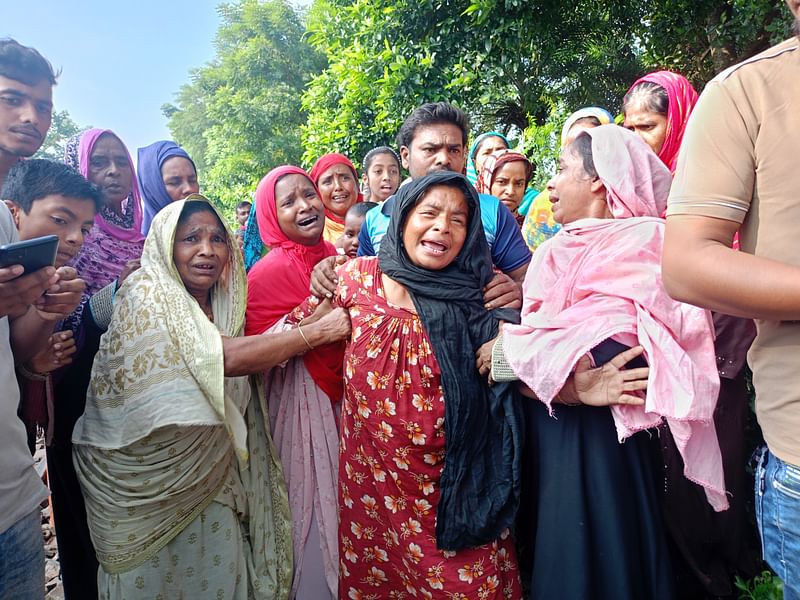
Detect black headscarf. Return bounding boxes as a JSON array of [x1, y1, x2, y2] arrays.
[[378, 170, 523, 550]]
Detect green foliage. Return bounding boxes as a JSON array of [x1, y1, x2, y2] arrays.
[[735, 570, 784, 600], [637, 1, 793, 86], [164, 0, 325, 213], [516, 101, 569, 191], [34, 110, 87, 162]]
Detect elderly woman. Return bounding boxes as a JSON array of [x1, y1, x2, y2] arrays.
[[45, 129, 146, 598], [72, 196, 350, 599], [245, 166, 344, 598], [476, 149, 533, 226], [332, 171, 525, 598], [521, 106, 613, 252], [309, 153, 362, 243], [486, 126, 727, 599], [137, 140, 199, 234]]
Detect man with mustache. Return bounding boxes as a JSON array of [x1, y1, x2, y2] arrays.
[[662, 1, 800, 595], [0, 39, 54, 189], [311, 102, 531, 308]]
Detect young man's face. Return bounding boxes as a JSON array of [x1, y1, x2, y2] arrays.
[[0, 75, 52, 160], [236, 205, 251, 226], [6, 195, 96, 267], [400, 123, 466, 180]]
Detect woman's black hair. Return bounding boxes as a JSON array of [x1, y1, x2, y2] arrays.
[[622, 81, 669, 116], [567, 132, 598, 179], [362, 146, 401, 173], [178, 200, 226, 233]]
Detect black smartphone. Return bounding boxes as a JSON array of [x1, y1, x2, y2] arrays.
[[0, 234, 59, 273]]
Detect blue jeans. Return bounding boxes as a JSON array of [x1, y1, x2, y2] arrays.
[[0, 508, 45, 599], [755, 446, 800, 599]]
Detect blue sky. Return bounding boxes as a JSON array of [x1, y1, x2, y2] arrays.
[[3, 1, 222, 164]]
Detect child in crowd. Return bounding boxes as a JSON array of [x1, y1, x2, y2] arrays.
[[236, 200, 251, 228], [2, 158, 102, 446], [339, 201, 377, 258], [360, 146, 401, 203]]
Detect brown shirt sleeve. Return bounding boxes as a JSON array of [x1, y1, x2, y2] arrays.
[[667, 79, 755, 224]]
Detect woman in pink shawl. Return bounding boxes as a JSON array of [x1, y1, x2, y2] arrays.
[[46, 129, 145, 600], [483, 125, 726, 599]]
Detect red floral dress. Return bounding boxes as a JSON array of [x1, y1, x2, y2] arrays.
[[335, 257, 521, 600]]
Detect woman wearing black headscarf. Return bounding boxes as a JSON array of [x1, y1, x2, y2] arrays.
[[332, 171, 523, 598]]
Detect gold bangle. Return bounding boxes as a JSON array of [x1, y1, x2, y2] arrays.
[[297, 325, 314, 351]]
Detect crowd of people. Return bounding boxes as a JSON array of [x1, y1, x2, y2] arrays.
[[0, 3, 798, 598]]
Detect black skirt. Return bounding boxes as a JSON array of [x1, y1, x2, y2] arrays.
[[522, 397, 674, 600]]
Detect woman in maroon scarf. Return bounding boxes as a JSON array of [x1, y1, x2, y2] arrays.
[[245, 165, 344, 599]]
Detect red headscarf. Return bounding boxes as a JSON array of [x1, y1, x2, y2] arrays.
[[245, 165, 343, 403], [309, 153, 362, 224], [626, 70, 698, 173]]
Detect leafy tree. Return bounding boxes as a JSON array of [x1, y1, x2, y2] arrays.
[[34, 109, 87, 162], [164, 0, 325, 212]]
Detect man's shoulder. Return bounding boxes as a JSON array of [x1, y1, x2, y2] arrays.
[[712, 37, 798, 85]]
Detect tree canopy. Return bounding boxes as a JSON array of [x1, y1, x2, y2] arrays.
[[164, 0, 793, 209]]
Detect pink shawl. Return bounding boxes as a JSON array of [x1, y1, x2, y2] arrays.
[[503, 126, 727, 511], [628, 70, 698, 173]]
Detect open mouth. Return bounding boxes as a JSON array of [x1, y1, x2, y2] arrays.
[[420, 240, 448, 254], [297, 214, 319, 228], [192, 263, 217, 273], [331, 193, 351, 204]]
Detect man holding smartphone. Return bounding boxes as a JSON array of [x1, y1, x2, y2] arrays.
[[0, 39, 83, 600]]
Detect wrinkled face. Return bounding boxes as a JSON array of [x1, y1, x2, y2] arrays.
[[88, 133, 133, 208], [274, 173, 325, 246], [402, 184, 469, 271], [161, 156, 199, 203], [490, 160, 528, 214], [172, 209, 229, 300], [548, 147, 597, 225], [341, 212, 365, 258], [236, 205, 251, 226], [8, 195, 95, 267], [364, 153, 400, 202], [316, 163, 358, 218], [623, 102, 668, 156], [401, 123, 465, 180], [473, 135, 508, 174], [0, 75, 52, 160]]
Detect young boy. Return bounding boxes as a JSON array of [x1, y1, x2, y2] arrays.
[[339, 201, 377, 258], [236, 200, 252, 228], [3, 159, 102, 269], [2, 158, 102, 448]]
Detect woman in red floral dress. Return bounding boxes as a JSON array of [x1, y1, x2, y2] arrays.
[[334, 171, 524, 599]]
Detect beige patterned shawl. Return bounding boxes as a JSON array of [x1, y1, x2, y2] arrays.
[[72, 197, 292, 596]]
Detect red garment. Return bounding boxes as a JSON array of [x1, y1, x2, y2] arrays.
[[628, 70, 698, 173], [309, 153, 363, 225], [336, 257, 521, 599], [245, 165, 344, 403]]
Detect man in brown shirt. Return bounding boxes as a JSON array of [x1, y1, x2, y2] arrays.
[[662, 2, 800, 594]]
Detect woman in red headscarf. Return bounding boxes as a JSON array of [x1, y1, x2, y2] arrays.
[[245, 166, 345, 599], [623, 70, 698, 173], [309, 153, 362, 243], [624, 71, 761, 595]]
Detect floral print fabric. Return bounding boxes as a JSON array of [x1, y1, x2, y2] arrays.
[[335, 257, 521, 599]]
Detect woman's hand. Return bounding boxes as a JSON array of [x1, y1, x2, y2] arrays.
[[571, 345, 648, 406], [310, 255, 347, 299], [476, 335, 499, 378], [27, 330, 76, 373], [305, 306, 351, 346]]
